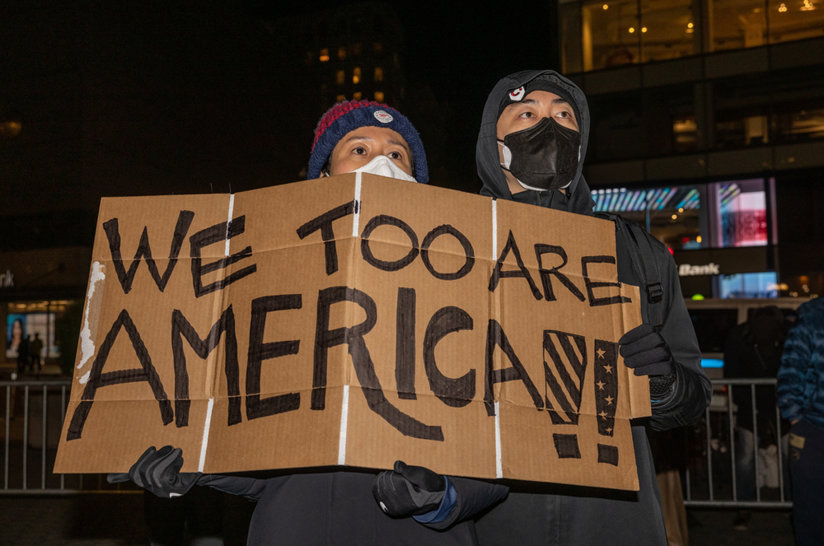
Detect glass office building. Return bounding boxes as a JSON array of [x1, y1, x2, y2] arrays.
[[560, 0, 824, 72], [558, 0, 824, 300]]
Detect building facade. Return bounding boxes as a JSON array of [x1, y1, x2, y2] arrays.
[[558, 0, 824, 300]]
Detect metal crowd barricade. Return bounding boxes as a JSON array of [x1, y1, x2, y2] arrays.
[[0, 378, 135, 495], [1, 376, 794, 508], [682, 378, 792, 509]]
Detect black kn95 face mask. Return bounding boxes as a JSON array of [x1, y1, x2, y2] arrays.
[[498, 117, 580, 192]]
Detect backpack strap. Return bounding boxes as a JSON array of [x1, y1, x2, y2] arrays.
[[594, 212, 666, 328], [624, 221, 666, 329]]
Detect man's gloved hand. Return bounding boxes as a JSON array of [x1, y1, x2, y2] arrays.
[[372, 460, 446, 517], [107, 445, 200, 498], [619, 323, 674, 377]]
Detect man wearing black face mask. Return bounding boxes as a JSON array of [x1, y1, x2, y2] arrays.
[[475, 70, 712, 545], [496, 91, 581, 193]]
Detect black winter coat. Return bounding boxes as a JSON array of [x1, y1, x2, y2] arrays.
[[198, 469, 507, 545], [473, 69, 711, 545]]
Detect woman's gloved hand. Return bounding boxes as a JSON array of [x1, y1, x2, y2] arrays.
[[372, 460, 446, 517], [107, 445, 201, 498]]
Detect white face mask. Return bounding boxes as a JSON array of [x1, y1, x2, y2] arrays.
[[352, 155, 417, 183]]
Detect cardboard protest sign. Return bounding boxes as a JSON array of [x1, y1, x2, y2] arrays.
[[55, 173, 650, 490]]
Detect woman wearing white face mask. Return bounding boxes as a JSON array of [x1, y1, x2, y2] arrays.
[[306, 99, 429, 184], [110, 98, 509, 545]]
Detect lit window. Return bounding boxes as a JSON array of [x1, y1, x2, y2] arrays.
[[710, 0, 766, 52], [0, 119, 22, 138], [592, 186, 704, 250], [336, 94, 346, 102], [336, 70, 345, 85], [638, 0, 695, 62], [353, 91, 362, 100], [673, 117, 699, 151], [374, 90, 384, 102], [712, 179, 770, 247], [319, 48, 330, 62], [374, 67, 384, 82], [719, 272, 779, 298], [562, 0, 697, 71], [353, 67, 362, 84], [769, 0, 824, 45], [338, 46, 347, 60]]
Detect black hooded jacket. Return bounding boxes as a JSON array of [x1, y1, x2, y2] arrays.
[[474, 69, 711, 545], [477, 70, 596, 215]]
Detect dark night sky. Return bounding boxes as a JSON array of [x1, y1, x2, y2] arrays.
[[0, 1, 557, 220]]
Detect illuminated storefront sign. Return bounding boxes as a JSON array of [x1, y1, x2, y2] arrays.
[[678, 263, 720, 276], [674, 247, 769, 275]]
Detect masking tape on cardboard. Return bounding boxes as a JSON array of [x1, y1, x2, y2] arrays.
[[495, 401, 502, 478], [198, 194, 234, 472], [352, 172, 362, 237], [78, 261, 106, 383], [198, 397, 215, 472], [338, 384, 350, 465], [491, 199, 498, 260]]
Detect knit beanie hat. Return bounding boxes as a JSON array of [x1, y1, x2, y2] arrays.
[[307, 99, 429, 184]]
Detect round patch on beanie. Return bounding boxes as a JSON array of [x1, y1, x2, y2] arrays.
[[508, 86, 525, 102], [373, 110, 394, 124]]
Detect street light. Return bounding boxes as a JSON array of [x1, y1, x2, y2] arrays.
[[0, 110, 22, 138]]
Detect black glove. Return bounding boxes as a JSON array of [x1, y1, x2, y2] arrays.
[[107, 445, 201, 498], [619, 323, 674, 377], [372, 460, 446, 517]]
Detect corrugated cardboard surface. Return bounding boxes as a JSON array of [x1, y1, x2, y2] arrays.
[[55, 173, 650, 490]]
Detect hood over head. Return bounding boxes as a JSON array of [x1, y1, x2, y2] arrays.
[[476, 69, 595, 214]]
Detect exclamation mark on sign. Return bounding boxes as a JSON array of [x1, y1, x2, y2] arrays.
[[543, 330, 588, 460], [594, 339, 619, 466]]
